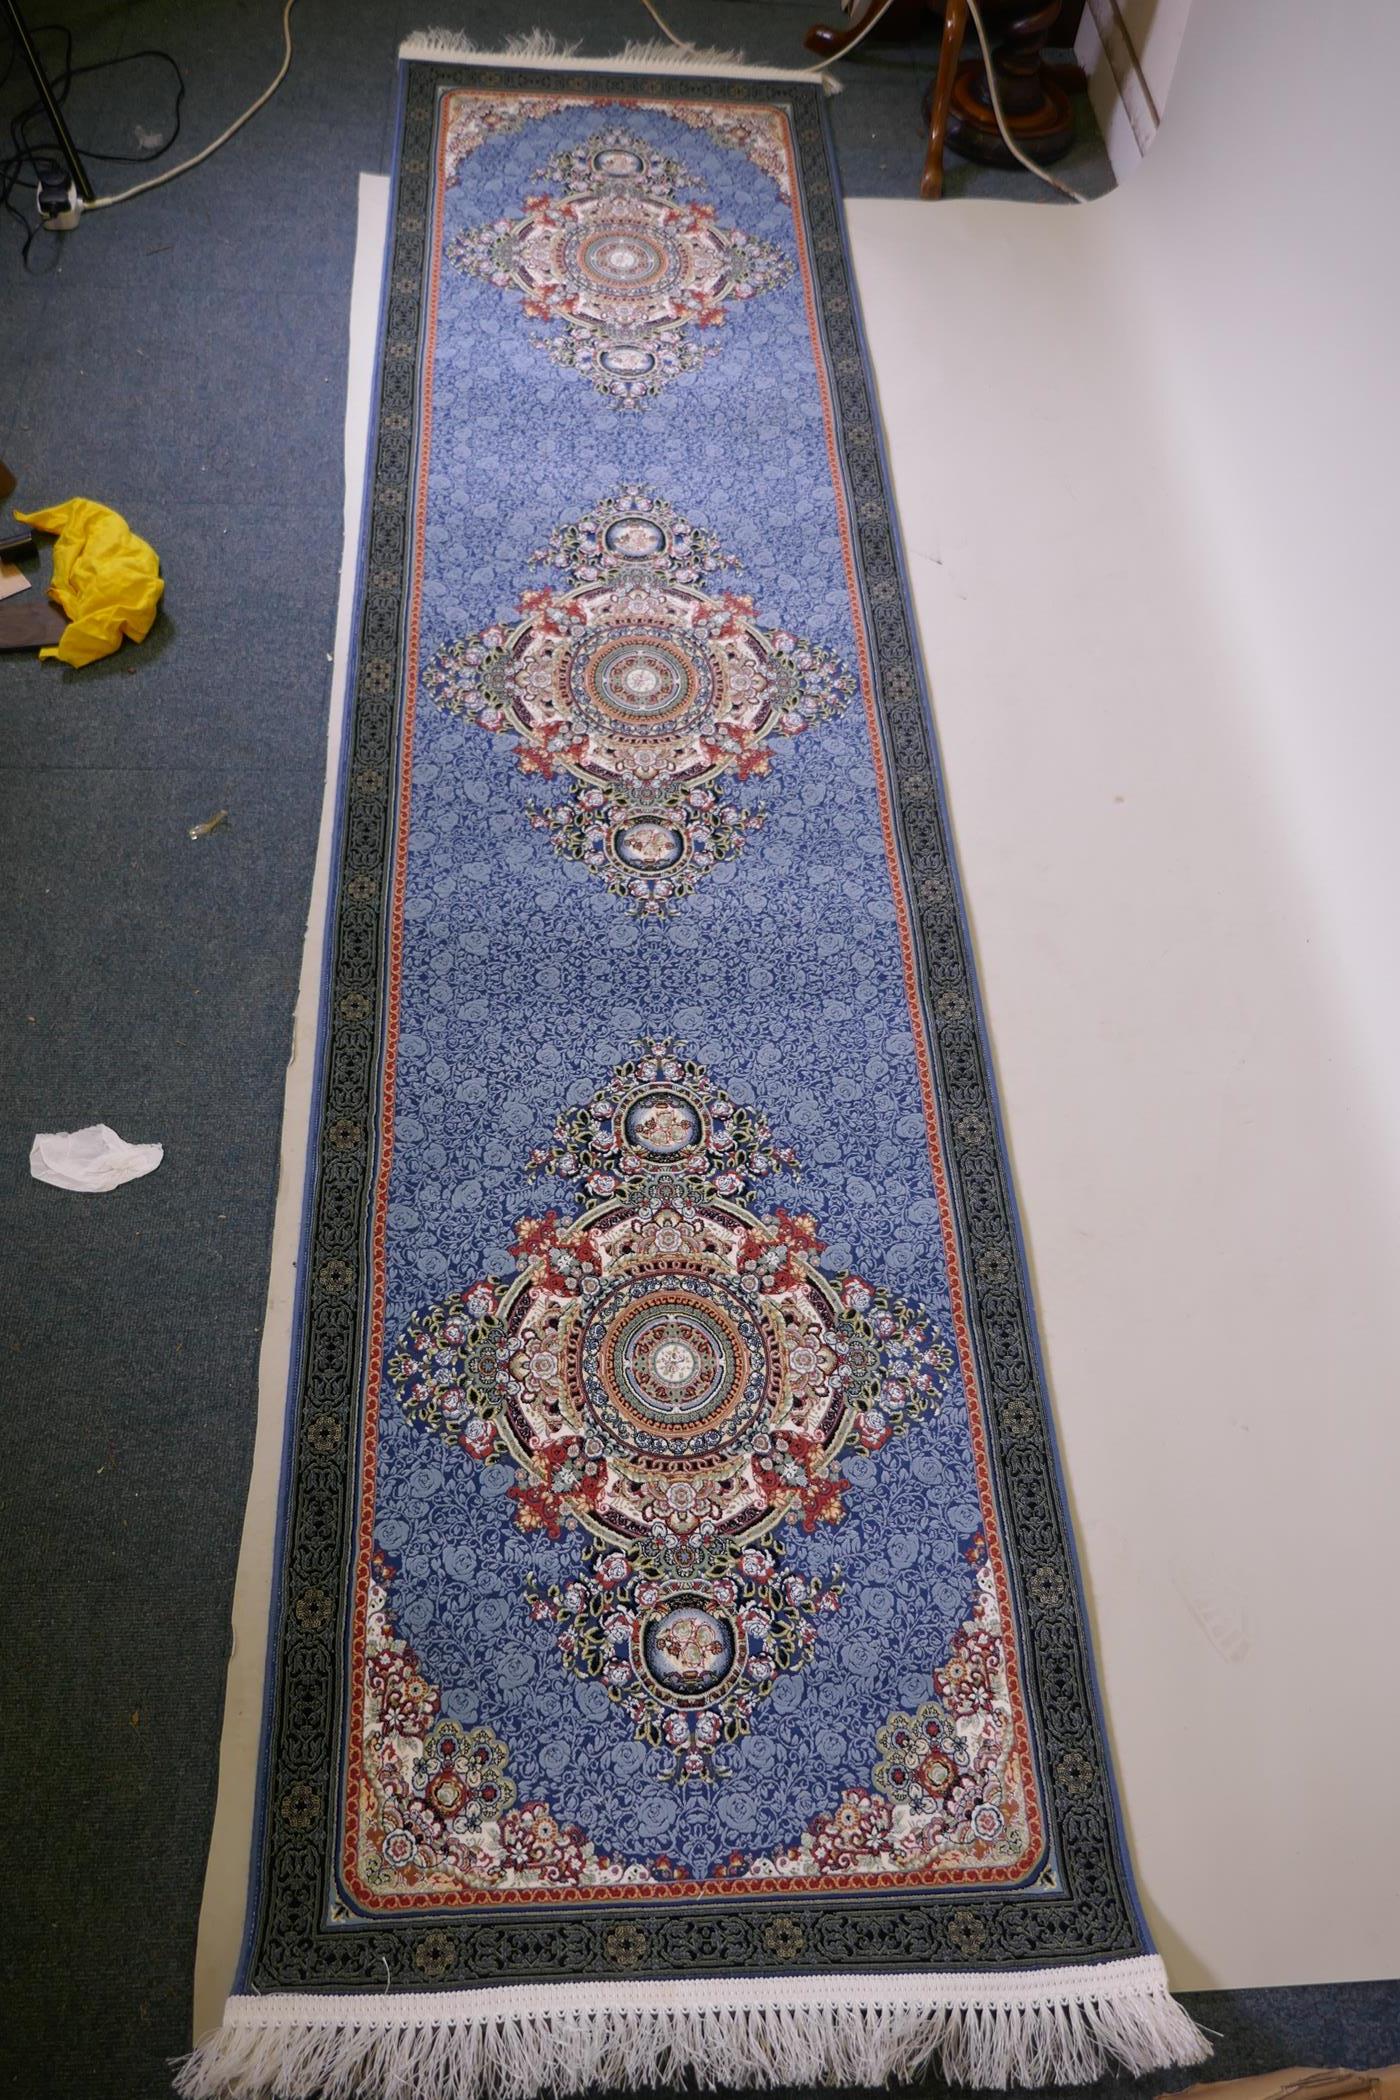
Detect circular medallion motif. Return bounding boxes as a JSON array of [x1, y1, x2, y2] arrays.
[[639, 1597, 740, 1702], [392, 1050, 955, 1564], [426, 490, 858, 914], [502, 582, 779, 798], [576, 629, 705, 730], [602, 516, 669, 561], [387, 1042, 961, 1792], [622, 1088, 703, 1156], [616, 1305, 731, 1426], [472, 1154, 868, 1552], [577, 229, 670, 290], [450, 126, 795, 408], [576, 1270, 772, 1468], [612, 820, 686, 873], [559, 211, 686, 320]]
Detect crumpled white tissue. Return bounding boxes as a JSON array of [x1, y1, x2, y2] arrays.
[[29, 1123, 164, 1193]]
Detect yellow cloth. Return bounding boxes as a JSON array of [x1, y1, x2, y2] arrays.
[[15, 499, 164, 667]]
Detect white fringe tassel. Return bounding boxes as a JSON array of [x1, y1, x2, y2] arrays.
[[398, 27, 842, 93], [176, 1956, 1210, 2098]]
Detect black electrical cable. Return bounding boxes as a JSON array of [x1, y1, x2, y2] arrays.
[[1, 23, 185, 264]]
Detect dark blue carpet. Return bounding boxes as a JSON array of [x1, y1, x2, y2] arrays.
[[0, 2, 1391, 2094]]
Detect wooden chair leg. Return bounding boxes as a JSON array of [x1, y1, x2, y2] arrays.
[[922, 0, 968, 199]]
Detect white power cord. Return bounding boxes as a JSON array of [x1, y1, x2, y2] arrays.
[[70, 0, 1081, 216], [639, 0, 1085, 201], [638, 0, 903, 74], [85, 0, 296, 211], [964, 0, 1086, 202]]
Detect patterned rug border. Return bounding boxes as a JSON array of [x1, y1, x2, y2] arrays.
[[220, 58, 1162, 2013]]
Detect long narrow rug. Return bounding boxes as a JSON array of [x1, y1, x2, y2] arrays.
[[181, 50, 1209, 2099]]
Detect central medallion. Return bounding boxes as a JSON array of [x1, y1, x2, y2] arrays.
[[615, 1306, 729, 1423], [576, 1266, 772, 1478], [492, 1188, 848, 1553], [449, 129, 793, 408], [570, 624, 712, 738], [623, 1316, 717, 1412], [425, 489, 855, 914], [390, 1042, 956, 1779], [576, 228, 671, 288]]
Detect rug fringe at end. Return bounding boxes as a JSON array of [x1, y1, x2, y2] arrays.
[[175, 1957, 1210, 2098], [397, 29, 842, 94]]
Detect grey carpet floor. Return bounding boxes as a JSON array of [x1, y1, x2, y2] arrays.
[[0, 3, 1394, 2095]]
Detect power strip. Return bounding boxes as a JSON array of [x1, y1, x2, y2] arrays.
[[37, 174, 83, 231]]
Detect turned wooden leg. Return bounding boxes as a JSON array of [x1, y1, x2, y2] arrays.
[[946, 0, 1076, 167], [921, 0, 968, 199]]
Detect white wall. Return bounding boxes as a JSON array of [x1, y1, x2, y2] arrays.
[[1120, 0, 1400, 1176], [846, 0, 1399, 1991]]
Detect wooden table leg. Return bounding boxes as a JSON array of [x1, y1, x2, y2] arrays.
[[946, 0, 1075, 167], [921, 0, 968, 199]]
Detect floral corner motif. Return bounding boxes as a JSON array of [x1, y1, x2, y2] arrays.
[[357, 1548, 1030, 1897], [441, 93, 794, 206]]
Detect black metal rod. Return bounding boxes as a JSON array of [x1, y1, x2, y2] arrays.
[[3, 0, 96, 204]]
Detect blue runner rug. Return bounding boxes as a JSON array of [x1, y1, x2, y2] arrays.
[[182, 52, 1208, 2099]]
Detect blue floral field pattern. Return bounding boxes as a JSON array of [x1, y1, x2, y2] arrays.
[[351, 94, 1037, 1903]]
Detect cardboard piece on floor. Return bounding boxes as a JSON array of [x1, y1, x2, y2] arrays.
[[1181, 2070, 1400, 2100], [0, 598, 66, 651]]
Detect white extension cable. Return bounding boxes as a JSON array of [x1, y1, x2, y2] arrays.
[[84, 0, 296, 211], [71, 0, 1080, 216]]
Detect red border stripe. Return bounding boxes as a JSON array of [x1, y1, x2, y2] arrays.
[[340, 91, 1044, 1911]]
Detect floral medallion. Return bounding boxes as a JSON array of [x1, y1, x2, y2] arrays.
[[425, 489, 855, 913], [388, 1041, 956, 1789], [441, 93, 572, 183], [449, 128, 792, 405]]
